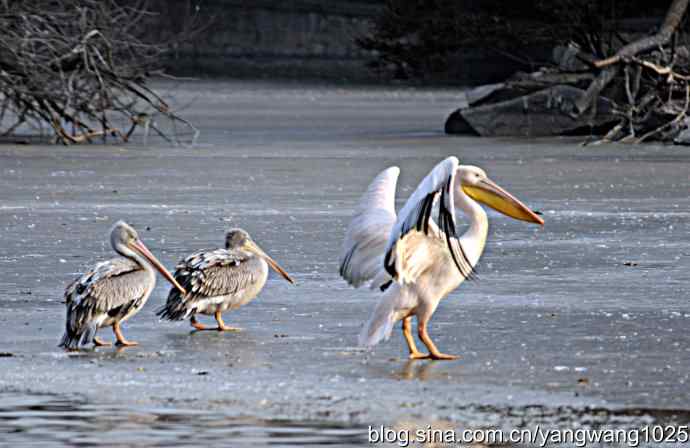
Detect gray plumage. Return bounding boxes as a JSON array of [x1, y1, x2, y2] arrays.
[[58, 220, 178, 350], [157, 247, 267, 321], [59, 258, 153, 349]]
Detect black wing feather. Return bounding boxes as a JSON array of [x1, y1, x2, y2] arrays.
[[439, 177, 478, 281]]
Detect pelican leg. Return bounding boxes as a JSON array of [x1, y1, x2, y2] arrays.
[[113, 322, 138, 347], [417, 318, 459, 361], [190, 315, 210, 331], [402, 316, 429, 360], [214, 310, 241, 332], [93, 336, 112, 347]]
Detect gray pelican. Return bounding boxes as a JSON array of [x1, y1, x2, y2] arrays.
[[340, 157, 543, 360], [157, 229, 294, 331], [59, 221, 186, 350]]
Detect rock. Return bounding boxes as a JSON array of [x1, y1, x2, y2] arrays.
[[446, 85, 617, 137], [463, 83, 505, 107], [444, 109, 478, 135], [444, 83, 504, 135]]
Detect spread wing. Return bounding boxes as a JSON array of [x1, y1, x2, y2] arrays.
[[158, 249, 262, 320], [383, 156, 476, 284], [339, 166, 399, 289]]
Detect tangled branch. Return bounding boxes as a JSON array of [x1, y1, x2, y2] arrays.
[[576, 0, 690, 144], [575, 0, 690, 116], [0, 0, 198, 145]]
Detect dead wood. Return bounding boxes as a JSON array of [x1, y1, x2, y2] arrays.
[[575, 0, 689, 115], [0, 0, 199, 145]]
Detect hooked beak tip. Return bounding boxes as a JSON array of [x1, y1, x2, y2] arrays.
[[533, 214, 545, 226]]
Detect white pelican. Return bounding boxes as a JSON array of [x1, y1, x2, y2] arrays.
[[340, 157, 543, 360], [59, 221, 186, 350], [157, 229, 294, 331]]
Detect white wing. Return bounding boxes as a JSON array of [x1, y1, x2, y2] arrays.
[[383, 156, 476, 284], [339, 166, 400, 288]]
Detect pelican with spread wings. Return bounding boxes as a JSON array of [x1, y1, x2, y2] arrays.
[[340, 157, 543, 360]]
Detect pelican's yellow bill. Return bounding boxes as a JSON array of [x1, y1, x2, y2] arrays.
[[463, 179, 543, 225]]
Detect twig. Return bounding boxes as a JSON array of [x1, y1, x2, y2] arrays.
[[576, 0, 689, 115], [629, 56, 690, 81], [0, 0, 199, 145], [635, 81, 690, 142]]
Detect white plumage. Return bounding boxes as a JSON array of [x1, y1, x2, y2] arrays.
[[339, 166, 399, 289], [340, 157, 543, 360]]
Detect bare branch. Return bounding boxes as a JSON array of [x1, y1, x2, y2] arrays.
[[0, 0, 197, 145], [575, 0, 689, 115]]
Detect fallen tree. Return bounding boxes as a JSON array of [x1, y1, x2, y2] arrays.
[[0, 0, 199, 144], [446, 0, 690, 143], [362, 0, 690, 143], [569, 0, 690, 143]]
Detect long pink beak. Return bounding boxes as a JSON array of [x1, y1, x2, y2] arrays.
[[131, 240, 187, 294]]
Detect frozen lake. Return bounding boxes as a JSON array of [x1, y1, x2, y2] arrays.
[[0, 80, 689, 446]]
